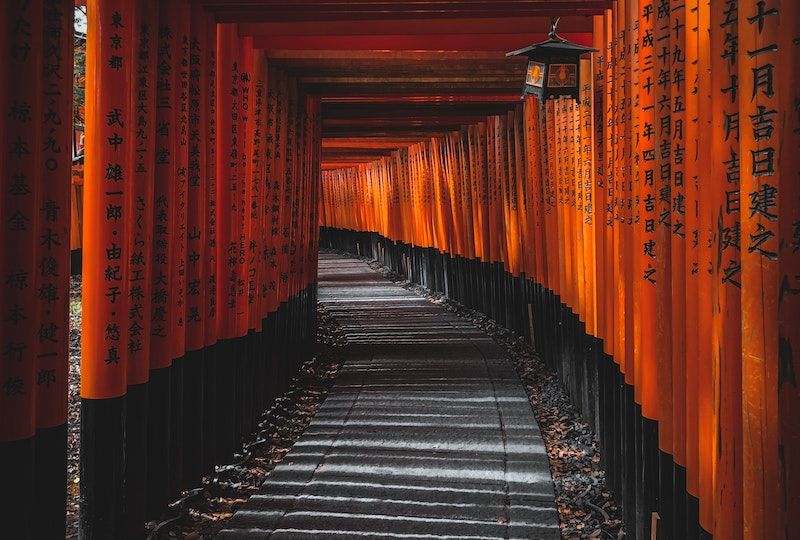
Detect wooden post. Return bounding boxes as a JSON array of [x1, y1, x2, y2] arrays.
[[739, 1, 781, 538], [710, 0, 743, 536], [81, 1, 132, 536], [694, 0, 714, 530], [182, 3, 208, 487], [668, 0, 688, 488], [0, 1, 43, 535], [636, 0, 659, 423], [34, 1, 73, 537], [202, 11, 218, 473], [215, 22, 240, 461], [124, 0, 157, 533], [682, 0, 700, 520], [147, 0, 179, 515], [777, 1, 800, 536]]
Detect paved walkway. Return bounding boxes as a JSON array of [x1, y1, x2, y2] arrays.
[[218, 253, 559, 539]]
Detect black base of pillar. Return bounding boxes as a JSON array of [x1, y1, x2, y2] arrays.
[[0, 436, 35, 538], [686, 493, 701, 540], [673, 463, 689, 539], [34, 423, 68, 540], [215, 339, 237, 463], [252, 329, 265, 427], [202, 343, 217, 474], [70, 248, 82, 275], [146, 366, 171, 519], [124, 382, 148, 539], [80, 395, 126, 539], [169, 356, 185, 498], [182, 349, 204, 488]]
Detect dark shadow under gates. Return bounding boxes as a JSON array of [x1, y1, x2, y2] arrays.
[[322, 228, 711, 540]]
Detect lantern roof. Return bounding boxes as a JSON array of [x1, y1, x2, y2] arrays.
[[506, 18, 598, 58]]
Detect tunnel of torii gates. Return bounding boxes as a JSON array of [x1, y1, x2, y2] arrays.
[[0, 0, 798, 538]]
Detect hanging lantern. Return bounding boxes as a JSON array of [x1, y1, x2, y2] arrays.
[[507, 17, 598, 101]]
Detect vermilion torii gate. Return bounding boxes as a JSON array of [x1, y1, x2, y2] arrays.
[[1, 0, 798, 539], [1, 1, 73, 538], [79, 1, 320, 537], [2, 1, 320, 537]]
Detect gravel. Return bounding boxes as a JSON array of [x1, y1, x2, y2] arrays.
[[148, 303, 347, 539], [66, 279, 346, 539], [67, 275, 82, 539]]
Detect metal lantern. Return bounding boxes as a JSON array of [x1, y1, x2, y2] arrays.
[[507, 18, 598, 101]]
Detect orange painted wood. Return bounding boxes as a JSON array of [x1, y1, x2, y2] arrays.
[[170, 0, 190, 361], [653, 0, 674, 448], [602, 10, 615, 357], [695, 0, 715, 520], [668, 0, 687, 469], [81, 0, 133, 398], [635, 0, 658, 419], [592, 15, 607, 345], [150, 0, 181, 370], [777, 0, 800, 535], [681, 0, 699, 482], [739, 1, 781, 537], [36, 0, 73, 429], [125, 0, 157, 385], [186, 4, 209, 352], [203, 14, 219, 347], [1, 0, 43, 434], [612, 0, 628, 375], [579, 60, 596, 335], [250, 49, 268, 326], [215, 22, 240, 340], [264, 65, 281, 315], [237, 36, 253, 335], [709, 0, 743, 534]]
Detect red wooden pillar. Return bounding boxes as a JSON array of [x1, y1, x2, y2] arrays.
[[146, 0, 179, 515], [236, 36, 253, 440], [668, 1, 688, 504], [689, 0, 712, 517], [777, 1, 800, 535], [275, 71, 292, 386], [215, 22, 241, 461], [182, 3, 209, 487], [248, 48, 268, 416], [739, 1, 781, 537], [123, 1, 157, 533], [202, 12, 218, 473], [653, 0, 674, 461], [709, 0, 742, 535], [33, 0, 72, 537], [0, 0, 43, 535], [635, 0, 659, 424], [264, 65, 280, 322], [168, 0, 190, 497], [682, 1, 701, 516], [264, 64, 282, 396], [263, 64, 282, 398], [81, 0, 132, 536]]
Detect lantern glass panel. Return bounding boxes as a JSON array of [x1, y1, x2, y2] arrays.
[[526, 61, 546, 88], [547, 63, 577, 88]]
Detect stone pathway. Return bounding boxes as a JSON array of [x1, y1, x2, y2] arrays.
[[218, 253, 559, 539]]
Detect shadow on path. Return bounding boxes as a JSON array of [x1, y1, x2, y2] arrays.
[[219, 253, 559, 539]]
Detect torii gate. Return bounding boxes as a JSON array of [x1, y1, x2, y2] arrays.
[[1, 1, 799, 539], [1, 1, 319, 537]]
